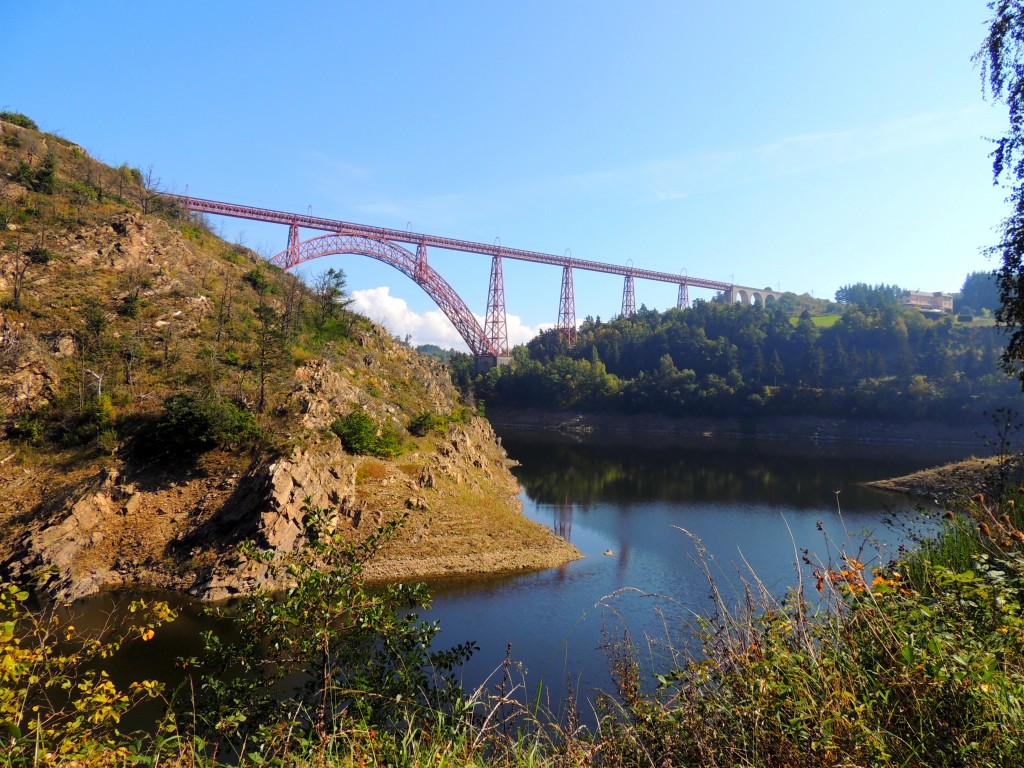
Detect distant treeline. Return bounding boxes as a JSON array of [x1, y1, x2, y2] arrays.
[[454, 294, 1021, 421]]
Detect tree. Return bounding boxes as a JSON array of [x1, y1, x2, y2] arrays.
[[131, 165, 160, 214], [958, 270, 1001, 313], [311, 267, 351, 329], [978, 1, 1024, 384], [834, 283, 903, 309]]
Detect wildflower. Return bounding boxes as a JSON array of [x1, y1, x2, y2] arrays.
[[980, 522, 991, 538]]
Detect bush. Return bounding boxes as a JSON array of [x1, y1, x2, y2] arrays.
[[70, 394, 116, 446], [0, 585, 173, 764], [186, 502, 476, 758], [25, 246, 54, 265], [13, 153, 58, 194], [7, 415, 43, 443], [152, 392, 261, 452], [243, 266, 269, 293], [0, 111, 38, 130], [331, 407, 402, 457], [408, 410, 442, 436], [117, 294, 140, 317]]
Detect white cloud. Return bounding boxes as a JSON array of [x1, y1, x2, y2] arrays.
[[350, 286, 551, 351]]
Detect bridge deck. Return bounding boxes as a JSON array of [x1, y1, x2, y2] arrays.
[[163, 193, 733, 292]]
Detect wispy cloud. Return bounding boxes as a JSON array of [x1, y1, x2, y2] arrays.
[[350, 286, 551, 350], [306, 107, 994, 229], [629, 107, 994, 204]]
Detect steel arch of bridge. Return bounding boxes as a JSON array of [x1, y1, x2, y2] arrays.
[[269, 233, 497, 357]]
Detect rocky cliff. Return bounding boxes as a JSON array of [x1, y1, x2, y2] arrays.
[[0, 116, 580, 601]]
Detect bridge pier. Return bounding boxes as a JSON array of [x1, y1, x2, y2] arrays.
[[475, 354, 512, 374], [677, 282, 689, 309], [621, 274, 636, 316], [484, 254, 509, 355], [724, 285, 784, 306], [557, 265, 577, 343], [286, 222, 301, 269]]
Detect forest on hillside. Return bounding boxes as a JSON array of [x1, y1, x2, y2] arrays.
[[455, 286, 1020, 421]]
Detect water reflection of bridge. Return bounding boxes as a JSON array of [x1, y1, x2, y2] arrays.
[[554, 498, 573, 540]]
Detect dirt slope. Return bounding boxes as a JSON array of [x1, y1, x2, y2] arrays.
[[0, 116, 580, 601]]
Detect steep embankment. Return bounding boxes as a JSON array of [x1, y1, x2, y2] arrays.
[[0, 116, 579, 601]]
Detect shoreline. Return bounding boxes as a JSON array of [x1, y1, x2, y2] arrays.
[[867, 454, 1024, 506], [487, 407, 988, 459]]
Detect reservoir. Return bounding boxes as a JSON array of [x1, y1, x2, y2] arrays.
[[70, 430, 977, 722], [423, 430, 973, 717]]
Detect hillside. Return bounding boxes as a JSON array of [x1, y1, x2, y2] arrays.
[[0, 115, 579, 602]]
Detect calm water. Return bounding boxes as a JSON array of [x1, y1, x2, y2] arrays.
[[422, 432, 973, 715], [69, 432, 977, 721]]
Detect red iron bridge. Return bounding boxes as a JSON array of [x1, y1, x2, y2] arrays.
[[164, 194, 782, 368]]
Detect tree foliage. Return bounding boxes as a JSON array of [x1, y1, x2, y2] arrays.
[[331, 407, 403, 457], [959, 270, 1001, 312], [153, 392, 262, 452], [477, 299, 1018, 421], [834, 282, 904, 308], [186, 502, 476, 758], [978, 1, 1024, 384]]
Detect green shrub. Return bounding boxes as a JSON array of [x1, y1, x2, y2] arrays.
[[34, 152, 57, 194], [96, 428, 120, 455], [117, 294, 140, 317], [408, 410, 441, 436], [13, 153, 58, 194], [222, 347, 243, 367], [186, 502, 476, 758], [0, 111, 38, 130], [1, 131, 20, 148], [7, 416, 43, 443], [243, 266, 269, 293], [25, 246, 54, 265], [13, 162, 34, 188], [152, 392, 261, 452], [0, 585, 173, 765], [331, 407, 402, 457]]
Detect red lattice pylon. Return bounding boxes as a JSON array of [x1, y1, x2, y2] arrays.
[[557, 265, 577, 344], [484, 254, 509, 356]]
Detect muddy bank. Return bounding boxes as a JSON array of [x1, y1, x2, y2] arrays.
[[867, 454, 1024, 507]]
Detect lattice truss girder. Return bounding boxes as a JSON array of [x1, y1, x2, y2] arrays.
[[271, 233, 497, 357]]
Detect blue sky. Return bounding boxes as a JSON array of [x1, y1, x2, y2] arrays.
[[6, 2, 1008, 349]]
